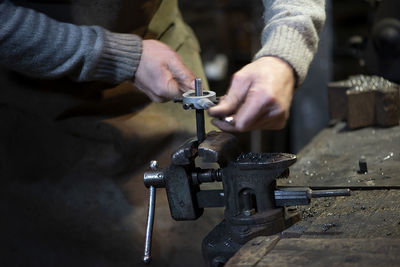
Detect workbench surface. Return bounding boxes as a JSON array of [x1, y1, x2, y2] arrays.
[[227, 123, 400, 266]]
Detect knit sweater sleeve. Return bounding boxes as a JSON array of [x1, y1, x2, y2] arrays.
[[254, 0, 326, 86], [0, 0, 142, 84]]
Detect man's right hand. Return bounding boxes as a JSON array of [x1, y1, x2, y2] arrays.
[[133, 40, 195, 102]]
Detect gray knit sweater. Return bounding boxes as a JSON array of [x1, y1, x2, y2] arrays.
[[0, 0, 325, 86]]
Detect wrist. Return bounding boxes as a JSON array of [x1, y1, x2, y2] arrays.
[[94, 31, 143, 84]]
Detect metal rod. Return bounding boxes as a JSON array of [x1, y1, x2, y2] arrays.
[[311, 188, 351, 198], [143, 186, 156, 264], [195, 78, 203, 96], [195, 78, 206, 143]]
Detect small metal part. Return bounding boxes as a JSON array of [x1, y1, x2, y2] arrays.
[[149, 160, 158, 171], [358, 156, 368, 174], [241, 190, 256, 216], [144, 171, 165, 188], [274, 187, 351, 207], [183, 103, 194, 110], [224, 116, 234, 124], [195, 78, 203, 96], [182, 90, 217, 109]]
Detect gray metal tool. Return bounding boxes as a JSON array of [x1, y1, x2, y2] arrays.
[[142, 78, 351, 266]]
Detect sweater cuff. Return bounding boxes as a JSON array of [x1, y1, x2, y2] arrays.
[[93, 31, 142, 84], [254, 25, 314, 87]]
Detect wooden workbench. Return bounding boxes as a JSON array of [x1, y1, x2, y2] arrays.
[[227, 123, 400, 266]]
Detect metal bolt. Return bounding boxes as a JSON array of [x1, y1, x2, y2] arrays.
[[183, 103, 194, 110], [149, 160, 158, 171], [358, 156, 368, 174], [195, 78, 203, 96]]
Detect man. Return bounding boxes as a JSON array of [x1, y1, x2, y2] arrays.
[[0, 0, 325, 265], [1, 0, 325, 131]]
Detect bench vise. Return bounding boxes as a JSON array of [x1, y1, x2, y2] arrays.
[[142, 79, 350, 266]]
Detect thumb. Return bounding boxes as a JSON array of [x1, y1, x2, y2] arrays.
[[168, 56, 196, 93]]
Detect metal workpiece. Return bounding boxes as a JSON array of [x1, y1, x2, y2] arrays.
[[182, 90, 217, 110], [182, 77, 217, 110], [274, 187, 351, 207], [195, 78, 203, 96]]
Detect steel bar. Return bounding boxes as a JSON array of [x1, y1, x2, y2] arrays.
[[143, 186, 156, 264], [195, 78, 206, 143], [311, 188, 351, 198]]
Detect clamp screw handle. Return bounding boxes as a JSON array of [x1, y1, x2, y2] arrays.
[[143, 161, 159, 264]]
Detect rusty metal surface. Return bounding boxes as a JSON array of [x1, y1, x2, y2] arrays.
[[278, 122, 400, 189]]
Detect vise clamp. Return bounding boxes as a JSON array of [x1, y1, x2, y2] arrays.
[[142, 79, 350, 266]]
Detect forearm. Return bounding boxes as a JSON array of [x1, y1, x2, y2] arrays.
[[0, 0, 142, 84], [255, 0, 326, 86]]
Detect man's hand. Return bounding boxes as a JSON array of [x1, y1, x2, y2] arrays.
[[133, 40, 195, 102], [208, 56, 295, 132]]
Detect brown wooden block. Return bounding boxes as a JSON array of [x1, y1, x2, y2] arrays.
[[346, 89, 376, 129], [327, 81, 351, 120], [375, 87, 400, 126]]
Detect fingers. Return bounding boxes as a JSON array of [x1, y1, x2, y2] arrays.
[[233, 89, 269, 131], [208, 72, 252, 117], [134, 39, 196, 102], [209, 57, 295, 132]]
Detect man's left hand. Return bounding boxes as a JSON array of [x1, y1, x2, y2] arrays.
[[208, 56, 295, 132]]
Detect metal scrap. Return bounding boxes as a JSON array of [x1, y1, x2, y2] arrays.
[[328, 75, 400, 129]]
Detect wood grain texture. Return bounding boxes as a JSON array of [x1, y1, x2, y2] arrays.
[[278, 123, 400, 188], [256, 238, 400, 267]]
